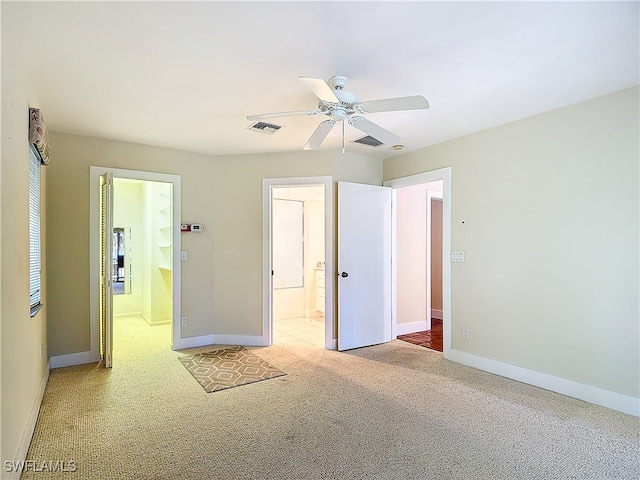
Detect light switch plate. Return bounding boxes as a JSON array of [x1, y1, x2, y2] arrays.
[[451, 251, 465, 262]]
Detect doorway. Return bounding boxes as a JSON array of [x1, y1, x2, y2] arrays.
[[394, 182, 444, 351], [111, 178, 173, 360], [89, 167, 182, 366], [385, 168, 452, 359], [271, 187, 325, 347], [262, 176, 334, 349]]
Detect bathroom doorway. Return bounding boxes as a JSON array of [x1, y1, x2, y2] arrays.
[[262, 176, 334, 349]]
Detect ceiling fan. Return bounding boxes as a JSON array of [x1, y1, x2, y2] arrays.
[[247, 76, 430, 151]]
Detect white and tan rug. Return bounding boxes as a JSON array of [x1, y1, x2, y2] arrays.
[[178, 345, 287, 392]]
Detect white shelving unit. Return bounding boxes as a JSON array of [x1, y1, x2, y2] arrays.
[[315, 268, 325, 315], [157, 185, 172, 270]]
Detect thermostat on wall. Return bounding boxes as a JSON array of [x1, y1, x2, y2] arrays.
[[181, 224, 204, 232]]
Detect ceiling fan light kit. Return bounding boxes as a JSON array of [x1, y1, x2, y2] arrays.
[[247, 75, 430, 152]]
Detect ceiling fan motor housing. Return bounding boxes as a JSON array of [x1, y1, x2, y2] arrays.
[[321, 76, 358, 121]]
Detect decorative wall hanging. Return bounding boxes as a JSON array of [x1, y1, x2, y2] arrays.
[[28, 107, 51, 165]]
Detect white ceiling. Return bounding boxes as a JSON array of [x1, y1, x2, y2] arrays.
[[6, 1, 639, 159]]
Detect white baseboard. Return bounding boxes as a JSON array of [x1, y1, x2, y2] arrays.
[[7, 362, 50, 479], [113, 312, 142, 318], [137, 313, 170, 326], [431, 309, 443, 320], [449, 349, 639, 417], [173, 334, 265, 350], [396, 320, 427, 336], [50, 350, 97, 368]]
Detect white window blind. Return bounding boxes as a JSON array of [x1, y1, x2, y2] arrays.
[[29, 144, 42, 314]]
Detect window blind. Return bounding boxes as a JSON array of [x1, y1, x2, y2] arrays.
[[29, 144, 42, 313]]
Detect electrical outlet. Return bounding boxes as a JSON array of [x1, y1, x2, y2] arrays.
[[181, 316, 188, 326], [462, 328, 470, 340]]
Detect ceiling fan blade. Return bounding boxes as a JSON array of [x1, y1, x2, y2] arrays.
[[356, 95, 430, 114], [299, 76, 340, 104], [247, 110, 322, 121], [303, 120, 336, 150], [349, 116, 401, 145]]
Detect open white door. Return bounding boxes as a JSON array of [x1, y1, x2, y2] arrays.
[[338, 182, 392, 350], [100, 172, 114, 368]]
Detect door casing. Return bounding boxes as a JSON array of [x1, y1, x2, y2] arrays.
[[89, 166, 182, 362]]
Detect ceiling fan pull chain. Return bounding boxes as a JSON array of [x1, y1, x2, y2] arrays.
[[342, 121, 345, 154]]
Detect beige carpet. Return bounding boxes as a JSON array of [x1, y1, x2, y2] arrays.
[[178, 346, 286, 392], [20, 314, 640, 479]]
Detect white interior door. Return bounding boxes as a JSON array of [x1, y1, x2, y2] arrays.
[[100, 172, 114, 368], [338, 181, 392, 350]]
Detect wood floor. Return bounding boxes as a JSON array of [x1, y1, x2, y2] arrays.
[[396, 319, 443, 352]]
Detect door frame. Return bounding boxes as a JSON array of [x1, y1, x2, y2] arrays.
[[384, 167, 452, 360], [89, 166, 182, 361], [262, 176, 335, 349]]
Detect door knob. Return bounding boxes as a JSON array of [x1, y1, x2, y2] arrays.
[[340, 272, 349, 278]]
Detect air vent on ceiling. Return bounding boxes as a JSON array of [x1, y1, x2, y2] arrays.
[[352, 135, 384, 147], [247, 121, 283, 135]]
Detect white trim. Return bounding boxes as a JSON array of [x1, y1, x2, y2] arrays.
[[175, 334, 265, 350], [50, 350, 96, 368], [113, 312, 143, 318], [450, 349, 640, 417], [89, 166, 182, 361], [396, 320, 428, 336], [390, 188, 398, 340], [384, 167, 452, 360], [9, 362, 50, 480], [431, 309, 443, 320], [262, 177, 335, 350]]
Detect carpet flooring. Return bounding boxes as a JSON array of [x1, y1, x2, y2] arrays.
[[178, 346, 286, 392], [19, 314, 640, 479]]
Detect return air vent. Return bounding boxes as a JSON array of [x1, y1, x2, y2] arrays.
[[247, 121, 283, 135], [352, 135, 384, 147]]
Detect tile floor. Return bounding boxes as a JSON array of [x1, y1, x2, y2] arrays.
[[273, 316, 325, 348]]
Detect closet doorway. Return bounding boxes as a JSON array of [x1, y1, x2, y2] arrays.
[[111, 178, 173, 360], [89, 167, 181, 367]]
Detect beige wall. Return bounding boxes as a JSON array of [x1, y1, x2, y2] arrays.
[[46, 132, 381, 354], [1, 18, 50, 468], [384, 87, 640, 398]]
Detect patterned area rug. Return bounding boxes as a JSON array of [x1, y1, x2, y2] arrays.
[[178, 346, 286, 393]]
